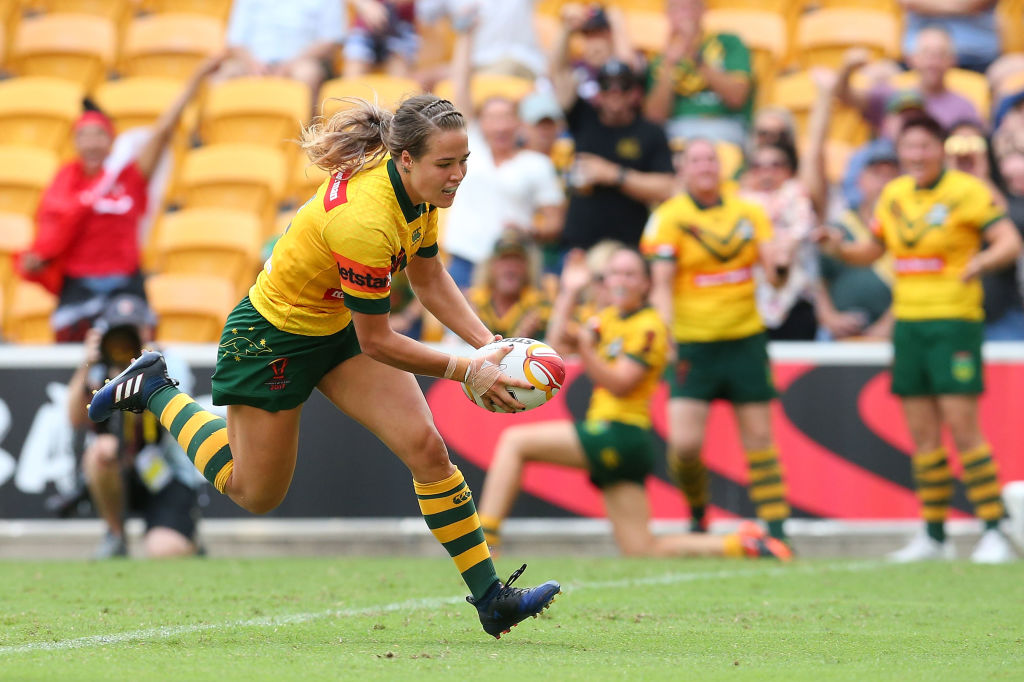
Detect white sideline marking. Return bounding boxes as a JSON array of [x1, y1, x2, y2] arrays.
[[0, 560, 885, 655]]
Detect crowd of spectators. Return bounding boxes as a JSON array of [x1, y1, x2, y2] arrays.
[[6, 0, 1024, 346]]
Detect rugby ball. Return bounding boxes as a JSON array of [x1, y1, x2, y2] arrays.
[[462, 338, 565, 412]]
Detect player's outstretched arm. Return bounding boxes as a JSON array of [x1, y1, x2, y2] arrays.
[[405, 251, 493, 348], [351, 311, 530, 412]]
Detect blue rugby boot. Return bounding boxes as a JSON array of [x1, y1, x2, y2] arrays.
[[467, 564, 560, 639], [87, 350, 177, 422]]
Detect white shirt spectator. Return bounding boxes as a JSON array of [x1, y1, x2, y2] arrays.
[[227, 0, 347, 65], [443, 125, 564, 264]]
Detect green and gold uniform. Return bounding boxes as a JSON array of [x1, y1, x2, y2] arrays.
[[214, 158, 439, 411], [873, 169, 1005, 397], [468, 286, 551, 340], [872, 168, 1008, 536], [640, 191, 776, 403], [575, 305, 668, 487]]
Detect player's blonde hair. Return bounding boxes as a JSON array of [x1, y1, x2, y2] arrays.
[[301, 94, 466, 175]]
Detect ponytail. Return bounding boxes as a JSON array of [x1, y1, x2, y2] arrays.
[[301, 98, 393, 175]]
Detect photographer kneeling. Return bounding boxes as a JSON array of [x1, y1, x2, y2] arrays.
[[67, 295, 203, 559]]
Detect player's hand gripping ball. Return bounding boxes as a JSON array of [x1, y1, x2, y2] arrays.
[[463, 338, 566, 412]]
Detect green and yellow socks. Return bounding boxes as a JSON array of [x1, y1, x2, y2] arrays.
[[148, 385, 235, 493], [915, 444, 1005, 541], [746, 447, 790, 540], [669, 456, 709, 531], [961, 443, 1004, 531], [415, 468, 500, 600]]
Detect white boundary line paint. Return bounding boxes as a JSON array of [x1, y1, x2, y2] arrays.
[[0, 560, 886, 656]]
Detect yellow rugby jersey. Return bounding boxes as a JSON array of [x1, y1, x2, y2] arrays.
[[249, 158, 439, 335], [640, 192, 772, 342], [586, 306, 669, 428], [468, 286, 551, 339], [873, 169, 1005, 321]]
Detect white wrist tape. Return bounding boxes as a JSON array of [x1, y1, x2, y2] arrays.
[[443, 354, 459, 379]]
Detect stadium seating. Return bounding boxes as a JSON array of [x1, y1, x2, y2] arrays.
[[320, 75, 423, 117], [121, 13, 225, 80], [433, 73, 534, 109], [202, 77, 311, 156], [998, 0, 1024, 53], [152, 208, 263, 295], [4, 280, 56, 344], [0, 146, 59, 216], [174, 144, 288, 238], [0, 212, 33, 313], [10, 13, 116, 92], [702, 9, 788, 102], [36, 0, 133, 31], [288, 153, 329, 205], [0, 77, 82, 153], [795, 8, 900, 69], [140, 0, 233, 21], [145, 273, 237, 343], [769, 70, 870, 146], [93, 76, 197, 136]]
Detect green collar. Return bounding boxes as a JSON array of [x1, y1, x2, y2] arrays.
[[387, 158, 427, 223], [917, 168, 946, 191], [688, 192, 723, 210]]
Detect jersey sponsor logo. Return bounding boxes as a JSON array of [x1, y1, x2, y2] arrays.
[[391, 248, 407, 273], [616, 137, 642, 160], [334, 254, 392, 292], [894, 256, 944, 274], [322, 288, 345, 300], [685, 218, 754, 263], [323, 172, 350, 211], [692, 266, 752, 288], [265, 357, 291, 391], [92, 194, 135, 215], [411, 227, 421, 243]]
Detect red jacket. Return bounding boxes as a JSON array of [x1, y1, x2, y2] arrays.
[[27, 160, 148, 285]]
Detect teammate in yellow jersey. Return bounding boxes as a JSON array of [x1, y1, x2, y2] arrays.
[[476, 246, 791, 561], [88, 95, 560, 638], [819, 114, 1022, 563], [641, 139, 792, 544]]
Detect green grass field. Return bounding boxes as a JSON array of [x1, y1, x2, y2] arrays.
[[1, 556, 1022, 681]]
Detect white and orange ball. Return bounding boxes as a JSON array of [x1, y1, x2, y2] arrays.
[[462, 338, 566, 412]]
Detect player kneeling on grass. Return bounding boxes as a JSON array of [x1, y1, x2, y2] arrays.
[[88, 95, 559, 639], [477, 246, 791, 561]]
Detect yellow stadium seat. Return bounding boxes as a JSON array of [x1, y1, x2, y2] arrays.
[[890, 68, 991, 121], [4, 280, 56, 344], [175, 144, 288, 237], [715, 140, 745, 180], [0, 146, 59, 216], [140, 0, 233, 21], [202, 77, 311, 155], [121, 13, 225, 80], [11, 13, 116, 92], [795, 8, 900, 69], [37, 0, 133, 28], [320, 75, 423, 117], [145, 273, 236, 343], [702, 9, 788, 99], [770, 70, 870, 146], [622, 10, 669, 56], [0, 212, 33, 311], [153, 208, 263, 295], [708, 0, 792, 9], [433, 73, 535, 109], [289, 153, 329, 204], [998, 0, 1024, 53], [0, 77, 82, 153], [93, 76, 198, 135]]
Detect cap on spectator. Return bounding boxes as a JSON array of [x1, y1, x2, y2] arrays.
[[580, 6, 611, 33], [95, 294, 156, 333], [519, 91, 564, 125], [597, 59, 638, 91], [886, 90, 926, 114], [492, 230, 531, 258], [994, 88, 1024, 131], [862, 138, 898, 166]]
